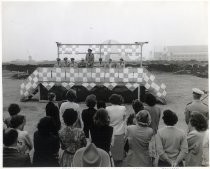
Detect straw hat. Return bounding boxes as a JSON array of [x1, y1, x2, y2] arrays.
[[72, 143, 111, 167]]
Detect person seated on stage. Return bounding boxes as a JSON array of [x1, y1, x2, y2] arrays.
[[3, 128, 31, 167], [54, 58, 62, 67], [69, 58, 77, 68], [117, 58, 125, 69], [85, 48, 94, 67], [78, 58, 86, 68], [104, 58, 115, 69], [63, 57, 70, 67]]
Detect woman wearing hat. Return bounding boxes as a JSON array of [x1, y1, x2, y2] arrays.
[[106, 94, 127, 166], [156, 110, 188, 167], [126, 110, 153, 167], [185, 112, 208, 166]]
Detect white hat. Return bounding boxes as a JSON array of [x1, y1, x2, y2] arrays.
[[72, 143, 111, 167], [192, 88, 204, 95]]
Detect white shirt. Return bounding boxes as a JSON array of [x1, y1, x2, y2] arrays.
[[106, 105, 127, 135], [16, 129, 32, 154]]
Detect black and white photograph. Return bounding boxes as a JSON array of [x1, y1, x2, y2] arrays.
[[2, 0, 208, 167]]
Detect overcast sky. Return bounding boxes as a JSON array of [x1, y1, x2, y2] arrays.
[[2, 1, 208, 62]]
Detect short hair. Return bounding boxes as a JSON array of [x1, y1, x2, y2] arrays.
[[48, 92, 56, 101], [62, 108, 78, 126], [190, 113, 208, 132], [94, 108, 110, 126], [109, 94, 123, 105], [10, 115, 25, 129], [37, 116, 55, 135], [145, 94, 156, 106], [3, 128, 18, 146], [85, 94, 96, 108], [193, 93, 202, 100], [8, 104, 21, 116], [97, 100, 106, 109], [66, 89, 77, 102], [132, 99, 144, 114], [162, 110, 178, 126]]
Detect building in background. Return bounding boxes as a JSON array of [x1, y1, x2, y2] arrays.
[[153, 45, 208, 61]]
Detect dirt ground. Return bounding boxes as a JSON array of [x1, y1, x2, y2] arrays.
[[2, 69, 208, 164]]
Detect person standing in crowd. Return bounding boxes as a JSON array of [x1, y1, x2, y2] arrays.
[[82, 94, 97, 138], [185, 112, 208, 166], [156, 110, 188, 167], [3, 128, 31, 167], [106, 94, 127, 166], [184, 88, 208, 124], [127, 99, 144, 125], [85, 48, 94, 67], [59, 109, 87, 167], [4, 103, 21, 128], [90, 108, 113, 153], [10, 115, 33, 155], [60, 89, 83, 128], [144, 93, 161, 135], [126, 110, 153, 167], [46, 92, 61, 134], [33, 116, 60, 167], [97, 100, 106, 109]]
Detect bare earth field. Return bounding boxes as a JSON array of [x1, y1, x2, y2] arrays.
[[2, 70, 208, 161]]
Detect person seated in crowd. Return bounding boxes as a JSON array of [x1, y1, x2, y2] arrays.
[[127, 99, 144, 125], [90, 108, 113, 153], [184, 88, 208, 124], [59, 109, 87, 167], [185, 112, 208, 166], [63, 57, 70, 67], [10, 115, 33, 155], [97, 100, 106, 109], [33, 116, 60, 167], [3, 128, 31, 167], [4, 103, 21, 128], [85, 48, 94, 67], [54, 58, 62, 67], [106, 94, 127, 166], [82, 94, 97, 138], [59, 89, 83, 128], [72, 143, 111, 167], [46, 92, 61, 134], [156, 110, 188, 167], [144, 93, 161, 135], [126, 110, 153, 167], [78, 58, 87, 68]]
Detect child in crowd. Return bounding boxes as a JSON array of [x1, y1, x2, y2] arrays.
[[10, 115, 33, 155], [4, 103, 21, 128]]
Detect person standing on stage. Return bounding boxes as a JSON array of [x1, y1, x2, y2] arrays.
[[184, 88, 208, 124], [85, 49, 94, 67]]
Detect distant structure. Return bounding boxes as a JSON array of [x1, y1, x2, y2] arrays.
[[153, 45, 208, 61]]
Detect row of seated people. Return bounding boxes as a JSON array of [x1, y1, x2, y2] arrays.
[[3, 89, 209, 167], [54, 57, 125, 68]]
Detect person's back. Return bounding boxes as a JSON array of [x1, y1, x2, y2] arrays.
[[144, 105, 161, 134], [3, 128, 31, 167]]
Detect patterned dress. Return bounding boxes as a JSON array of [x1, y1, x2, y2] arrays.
[[59, 126, 86, 167]]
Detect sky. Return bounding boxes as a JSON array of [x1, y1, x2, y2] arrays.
[[2, 1, 208, 62]]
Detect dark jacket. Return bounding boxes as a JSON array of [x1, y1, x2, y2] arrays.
[[3, 147, 31, 167], [33, 131, 60, 167], [82, 108, 97, 138], [46, 101, 61, 133], [90, 125, 113, 153]]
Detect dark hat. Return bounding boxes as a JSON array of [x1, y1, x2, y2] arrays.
[[72, 143, 111, 167]]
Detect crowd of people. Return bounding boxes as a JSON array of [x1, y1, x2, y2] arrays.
[[3, 88, 209, 167]]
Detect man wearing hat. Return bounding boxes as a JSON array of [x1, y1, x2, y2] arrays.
[[85, 49, 94, 67], [72, 143, 111, 167], [184, 88, 208, 124]]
